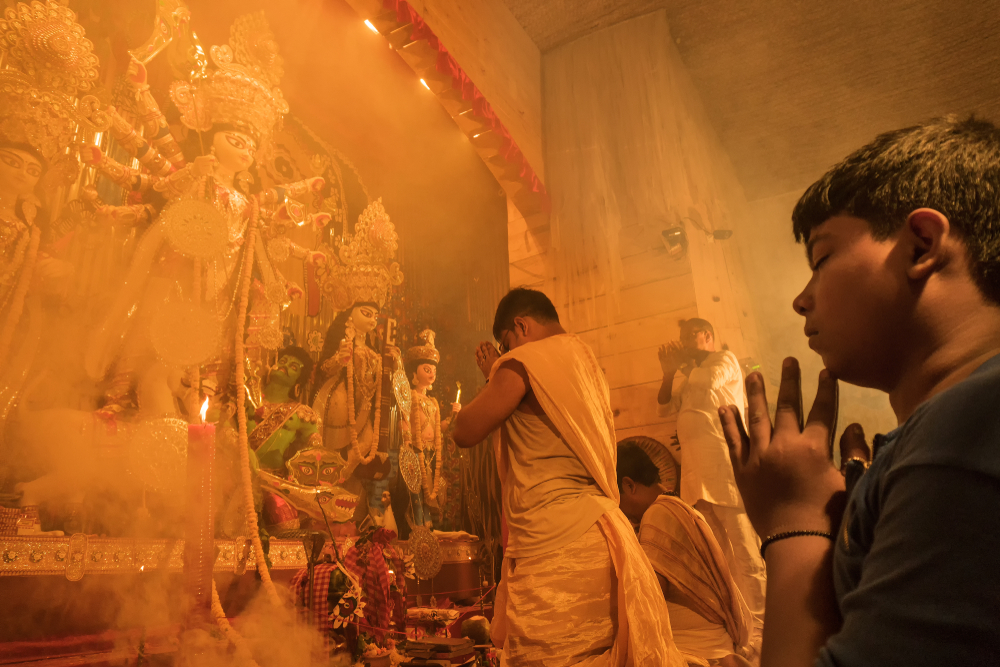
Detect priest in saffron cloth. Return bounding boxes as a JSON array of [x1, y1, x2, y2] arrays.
[[454, 288, 685, 667]]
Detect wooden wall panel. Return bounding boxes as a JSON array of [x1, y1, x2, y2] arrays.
[[403, 0, 544, 177], [533, 10, 764, 450], [577, 306, 699, 359], [610, 381, 662, 430], [508, 228, 551, 263]]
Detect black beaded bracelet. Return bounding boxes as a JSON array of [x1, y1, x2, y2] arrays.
[[760, 530, 833, 560]]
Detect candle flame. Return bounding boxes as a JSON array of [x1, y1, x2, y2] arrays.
[[200, 398, 209, 423]]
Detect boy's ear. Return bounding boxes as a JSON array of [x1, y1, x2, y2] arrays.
[[905, 208, 952, 281]]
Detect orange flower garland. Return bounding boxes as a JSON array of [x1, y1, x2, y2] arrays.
[[233, 198, 281, 606], [344, 329, 383, 465], [410, 394, 444, 501], [211, 581, 261, 666]]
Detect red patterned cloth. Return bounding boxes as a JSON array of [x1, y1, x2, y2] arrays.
[[343, 528, 408, 641], [291, 563, 338, 637]]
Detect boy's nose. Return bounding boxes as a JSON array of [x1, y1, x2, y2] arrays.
[[792, 290, 811, 315]]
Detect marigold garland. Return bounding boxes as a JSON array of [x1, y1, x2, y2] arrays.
[[0, 225, 40, 367], [1, 223, 29, 286], [345, 332, 383, 465], [211, 580, 261, 667], [233, 198, 281, 606], [411, 394, 443, 500]]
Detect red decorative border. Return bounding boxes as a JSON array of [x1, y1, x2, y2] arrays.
[[383, 0, 547, 199]]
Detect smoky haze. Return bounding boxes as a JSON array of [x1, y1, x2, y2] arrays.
[[1, 0, 507, 661]]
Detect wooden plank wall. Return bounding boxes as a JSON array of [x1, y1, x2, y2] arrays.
[[504, 10, 764, 455], [393, 0, 545, 178]]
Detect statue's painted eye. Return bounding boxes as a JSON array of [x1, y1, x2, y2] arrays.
[[318, 495, 330, 504], [322, 466, 336, 476], [0, 151, 22, 169], [300, 466, 311, 474]]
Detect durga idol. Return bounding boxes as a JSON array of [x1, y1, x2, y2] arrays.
[[84, 13, 325, 422]]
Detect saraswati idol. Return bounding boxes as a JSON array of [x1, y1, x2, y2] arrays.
[[312, 198, 405, 492]]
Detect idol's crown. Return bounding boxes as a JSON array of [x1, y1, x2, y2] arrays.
[[170, 11, 288, 144], [320, 198, 404, 311], [0, 1, 108, 164], [407, 329, 440, 365]]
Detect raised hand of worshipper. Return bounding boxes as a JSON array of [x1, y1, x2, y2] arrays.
[[658, 340, 688, 374], [718, 356, 845, 667], [718, 357, 845, 540], [475, 341, 501, 379]]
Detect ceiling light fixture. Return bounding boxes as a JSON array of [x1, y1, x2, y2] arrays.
[[364, 19, 379, 34], [420, 78, 430, 91]]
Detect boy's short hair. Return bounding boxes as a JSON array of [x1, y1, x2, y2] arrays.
[[681, 318, 714, 338], [492, 287, 560, 341], [616, 441, 661, 492], [792, 115, 1000, 305]]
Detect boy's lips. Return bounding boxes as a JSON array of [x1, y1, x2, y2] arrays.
[[805, 328, 819, 349]]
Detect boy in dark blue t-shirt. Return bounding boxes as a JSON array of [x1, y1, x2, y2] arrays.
[[716, 116, 1000, 666]]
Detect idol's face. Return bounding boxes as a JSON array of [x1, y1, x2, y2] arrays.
[[413, 362, 436, 387], [287, 447, 347, 486], [0, 148, 42, 197], [792, 215, 911, 389], [212, 130, 256, 172], [350, 304, 378, 336], [271, 354, 304, 386]]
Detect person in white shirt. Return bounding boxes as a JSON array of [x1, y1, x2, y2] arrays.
[[657, 319, 766, 635]]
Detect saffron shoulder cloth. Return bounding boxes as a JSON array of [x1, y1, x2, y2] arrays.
[[640, 495, 753, 655], [488, 333, 686, 667]]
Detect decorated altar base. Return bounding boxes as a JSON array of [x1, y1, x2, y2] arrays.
[[0, 535, 490, 664]]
